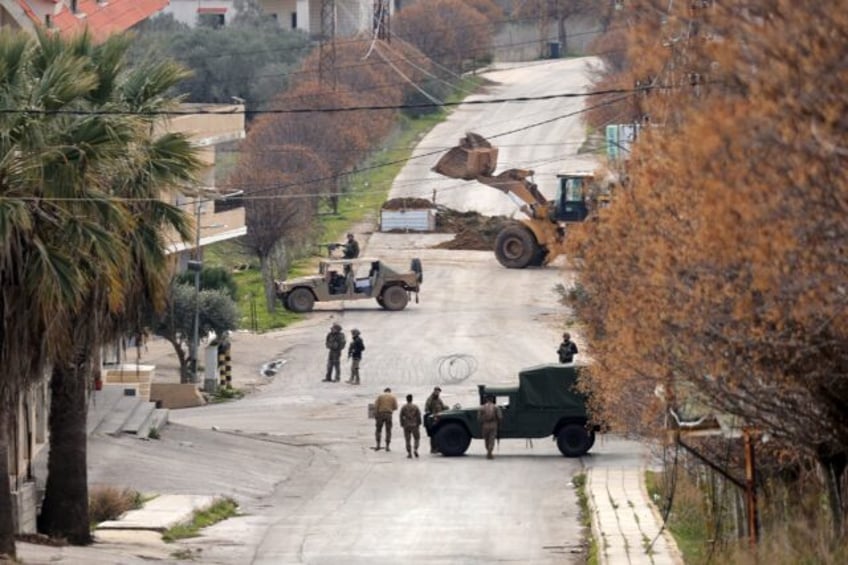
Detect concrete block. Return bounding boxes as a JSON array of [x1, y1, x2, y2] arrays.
[[150, 383, 206, 409]]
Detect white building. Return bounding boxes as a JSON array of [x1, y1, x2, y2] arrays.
[[164, 0, 409, 36]]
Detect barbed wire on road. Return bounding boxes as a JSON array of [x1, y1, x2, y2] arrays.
[[436, 354, 478, 385]]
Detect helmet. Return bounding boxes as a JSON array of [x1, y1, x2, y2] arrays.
[[352, 328, 360, 336], [331, 323, 342, 330]]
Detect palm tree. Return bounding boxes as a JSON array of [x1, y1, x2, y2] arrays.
[[33, 32, 200, 543], [0, 29, 103, 557], [0, 29, 200, 554]]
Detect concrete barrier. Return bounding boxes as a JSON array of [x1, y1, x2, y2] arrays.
[[150, 383, 206, 409]]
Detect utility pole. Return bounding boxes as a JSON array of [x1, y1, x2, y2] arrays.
[[374, 0, 390, 41], [319, 0, 337, 89], [186, 198, 203, 385]]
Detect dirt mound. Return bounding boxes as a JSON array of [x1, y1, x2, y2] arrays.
[[382, 197, 435, 210], [433, 207, 512, 251]]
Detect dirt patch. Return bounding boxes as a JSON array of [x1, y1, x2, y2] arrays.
[[381, 197, 435, 210], [380, 198, 511, 250], [433, 206, 512, 251]]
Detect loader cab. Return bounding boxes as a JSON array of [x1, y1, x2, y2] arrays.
[[555, 174, 593, 222]]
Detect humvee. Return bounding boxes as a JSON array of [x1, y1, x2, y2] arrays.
[[275, 257, 422, 312], [424, 364, 598, 457]]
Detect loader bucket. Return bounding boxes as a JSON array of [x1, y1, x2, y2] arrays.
[[432, 132, 499, 180]]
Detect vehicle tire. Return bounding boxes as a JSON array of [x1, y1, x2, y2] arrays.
[[286, 288, 315, 313], [494, 224, 537, 269], [375, 296, 385, 308], [380, 285, 408, 311], [557, 424, 592, 457], [528, 245, 547, 267], [410, 258, 423, 283], [434, 423, 471, 456]]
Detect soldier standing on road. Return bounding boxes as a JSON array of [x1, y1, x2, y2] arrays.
[[557, 332, 579, 364], [400, 394, 422, 459], [374, 387, 398, 451], [324, 323, 346, 382], [425, 386, 447, 454], [477, 395, 503, 460], [343, 233, 360, 259], [346, 328, 365, 385]]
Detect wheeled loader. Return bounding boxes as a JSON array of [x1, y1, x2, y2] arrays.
[[432, 132, 605, 268]]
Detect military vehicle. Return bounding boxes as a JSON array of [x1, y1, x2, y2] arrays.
[[424, 364, 598, 457], [275, 257, 422, 312], [432, 132, 609, 268]]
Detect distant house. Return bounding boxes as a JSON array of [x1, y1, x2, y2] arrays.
[[0, 0, 169, 39], [164, 0, 409, 36]]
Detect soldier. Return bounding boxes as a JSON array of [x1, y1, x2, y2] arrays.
[[477, 394, 503, 460], [557, 332, 578, 364], [399, 394, 422, 459], [324, 323, 346, 382], [425, 386, 447, 454], [373, 387, 398, 451], [346, 328, 365, 385], [343, 232, 360, 259]]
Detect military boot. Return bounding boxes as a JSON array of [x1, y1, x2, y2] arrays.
[[385, 442, 391, 452]]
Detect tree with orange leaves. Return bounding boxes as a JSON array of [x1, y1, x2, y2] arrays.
[[394, 0, 496, 72], [570, 0, 848, 537]]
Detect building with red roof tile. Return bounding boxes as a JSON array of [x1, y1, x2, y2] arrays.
[[0, 0, 168, 40]]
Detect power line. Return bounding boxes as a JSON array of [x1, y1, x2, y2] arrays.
[[221, 93, 636, 200], [0, 85, 653, 117], [0, 92, 632, 206]]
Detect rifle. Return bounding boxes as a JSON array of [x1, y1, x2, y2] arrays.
[[318, 243, 342, 257]]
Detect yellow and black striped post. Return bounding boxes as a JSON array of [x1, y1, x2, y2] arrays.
[[218, 340, 232, 389]]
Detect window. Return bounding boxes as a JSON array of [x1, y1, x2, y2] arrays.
[[290, 12, 296, 29], [564, 178, 584, 202], [199, 13, 226, 28]]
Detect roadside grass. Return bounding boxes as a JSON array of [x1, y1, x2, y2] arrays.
[[645, 469, 710, 564], [645, 467, 848, 564], [162, 498, 239, 543], [209, 386, 245, 403], [573, 473, 599, 565], [204, 76, 484, 333], [88, 486, 146, 528]]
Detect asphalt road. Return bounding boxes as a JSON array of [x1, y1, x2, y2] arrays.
[[161, 58, 600, 564]]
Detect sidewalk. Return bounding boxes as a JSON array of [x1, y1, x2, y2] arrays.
[[587, 466, 683, 565]]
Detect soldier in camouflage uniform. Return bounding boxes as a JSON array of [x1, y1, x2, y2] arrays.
[[399, 394, 422, 458], [477, 394, 503, 460], [425, 386, 446, 453], [373, 387, 398, 451], [346, 328, 365, 384], [324, 323, 346, 382]]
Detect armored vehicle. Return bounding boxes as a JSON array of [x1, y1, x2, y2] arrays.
[[275, 257, 422, 312], [424, 364, 597, 457]]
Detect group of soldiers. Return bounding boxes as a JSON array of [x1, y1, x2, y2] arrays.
[[371, 386, 504, 460], [323, 323, 365, 384], [371, 386, 448, 458]]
